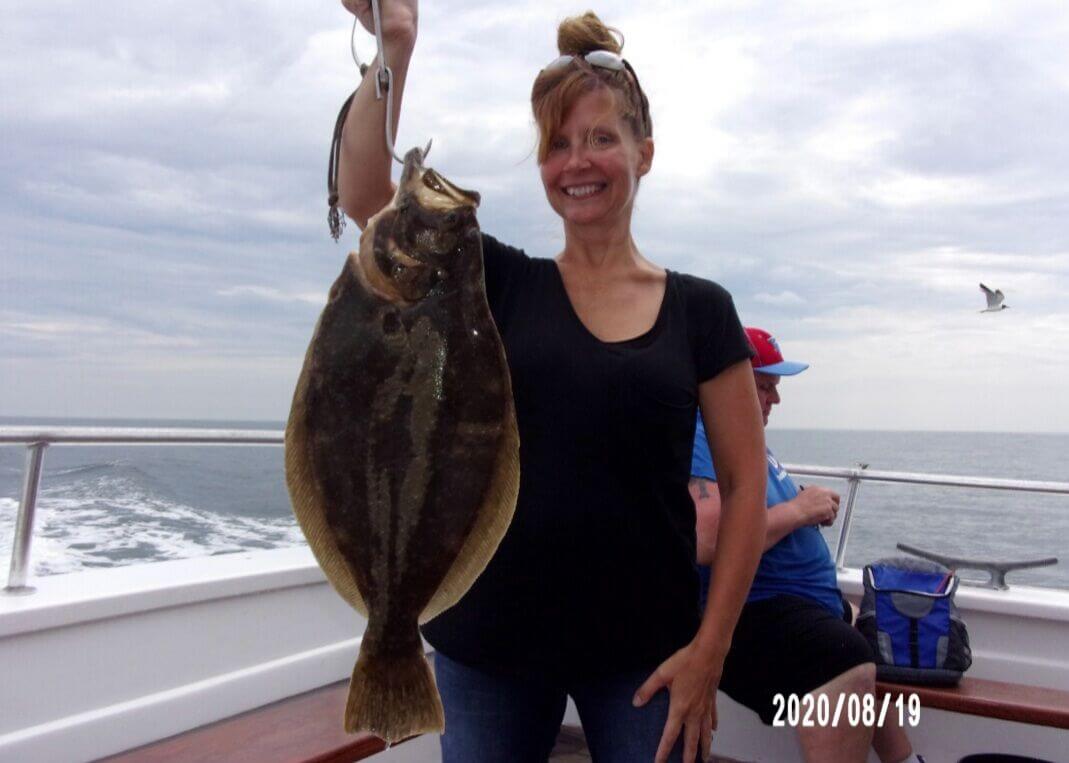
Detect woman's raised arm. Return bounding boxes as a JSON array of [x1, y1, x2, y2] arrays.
[[337, 0, 418, 228]]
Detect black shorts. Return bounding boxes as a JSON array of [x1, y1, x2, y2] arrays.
[[719, 594, 875, 725]]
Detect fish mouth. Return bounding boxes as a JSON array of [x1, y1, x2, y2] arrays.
[[356, 146, 483, 304], [398, 147, 481, 210], [398, 146, 426, 188]]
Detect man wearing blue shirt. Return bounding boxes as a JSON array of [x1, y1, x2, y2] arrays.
[[692, 327, 920, 763]]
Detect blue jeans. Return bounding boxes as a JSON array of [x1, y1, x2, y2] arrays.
[[434, 651, 696, 763]]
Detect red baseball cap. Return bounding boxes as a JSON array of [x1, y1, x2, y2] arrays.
[[745, 327, 808, 376]]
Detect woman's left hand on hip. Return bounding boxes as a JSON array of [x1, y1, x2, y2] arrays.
[[633, 639, 721, 762]]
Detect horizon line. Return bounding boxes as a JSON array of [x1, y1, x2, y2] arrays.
[[1, 414, 1067, 437]]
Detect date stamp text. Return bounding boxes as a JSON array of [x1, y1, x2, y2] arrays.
[[771, 693, 920, 728]]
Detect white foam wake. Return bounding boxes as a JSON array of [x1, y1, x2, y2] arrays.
[[0, 483, 306, 578]]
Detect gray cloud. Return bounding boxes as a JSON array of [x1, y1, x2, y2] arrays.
[[2, 0, 1068, 429]]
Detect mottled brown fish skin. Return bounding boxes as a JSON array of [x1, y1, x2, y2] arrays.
[[285, 148, 517, 742], [305, 215, 506, 647]]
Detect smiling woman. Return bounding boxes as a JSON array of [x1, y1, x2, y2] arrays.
[[538, 88, 652, 232], [530, 16, 654, 241], [333, 3, 767, 762]]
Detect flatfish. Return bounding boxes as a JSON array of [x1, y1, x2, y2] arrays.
[[285, 147, 519, 742]]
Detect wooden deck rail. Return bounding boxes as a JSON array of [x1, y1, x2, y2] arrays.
[[97, 681, 393, 763], [877, 677, 1069, 730]]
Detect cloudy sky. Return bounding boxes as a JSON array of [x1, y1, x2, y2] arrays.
[[3, 0, 1068, 431]]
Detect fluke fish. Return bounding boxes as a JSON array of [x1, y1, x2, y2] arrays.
[[285, 147, 519, 742]]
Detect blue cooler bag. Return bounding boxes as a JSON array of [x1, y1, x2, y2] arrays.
[[856, 557, 972, 685]]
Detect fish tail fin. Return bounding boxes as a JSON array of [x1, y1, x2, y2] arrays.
[[345, 642, 444, 743]]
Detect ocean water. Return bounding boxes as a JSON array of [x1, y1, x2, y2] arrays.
[[1, 418, 1067, 590], [0, 418, 298, 578], [768, 429, 1069, 590]]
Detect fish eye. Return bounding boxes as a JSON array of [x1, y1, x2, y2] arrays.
[[426, 173, 445, 193]]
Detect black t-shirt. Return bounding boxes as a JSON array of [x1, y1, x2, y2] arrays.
[[420, 233, 752, 680]]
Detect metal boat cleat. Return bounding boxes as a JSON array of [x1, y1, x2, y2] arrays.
[[897, 542, 1058, 590]]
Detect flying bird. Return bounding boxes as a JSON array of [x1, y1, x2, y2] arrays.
[[979, 283, 1009, 312]]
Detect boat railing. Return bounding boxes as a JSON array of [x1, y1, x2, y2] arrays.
[[1, 427, 284, 594], [2, 427, 1068, 594], [781, 462, 1069, 570]]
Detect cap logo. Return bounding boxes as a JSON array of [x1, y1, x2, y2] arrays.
[[766, 334, 781, 354]]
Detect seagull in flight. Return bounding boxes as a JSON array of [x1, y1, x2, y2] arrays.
[[980, 283, 1009, 312]]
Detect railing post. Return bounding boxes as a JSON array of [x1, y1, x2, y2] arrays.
[[834, 462, 868, 571], [5, 441, 48, 595]]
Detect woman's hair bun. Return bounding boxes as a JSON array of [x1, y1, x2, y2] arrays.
[[557, 11, 622, 56]]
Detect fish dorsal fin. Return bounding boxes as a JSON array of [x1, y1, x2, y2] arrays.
[[285, 371, 369, 616]]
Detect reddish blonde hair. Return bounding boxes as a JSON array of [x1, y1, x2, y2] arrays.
[[530, 11, 652, 164]]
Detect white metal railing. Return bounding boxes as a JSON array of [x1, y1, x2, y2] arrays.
[[1, 427, 283, 593], [782, 463, 1069, 569], [0, 427, 283, 446], [2, 427, 1068, 594]]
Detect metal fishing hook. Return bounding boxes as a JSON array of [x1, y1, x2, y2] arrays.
[[350, 0, 432, 164]]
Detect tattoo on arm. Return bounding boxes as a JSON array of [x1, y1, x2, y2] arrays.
[[689, 477, 712, 499]]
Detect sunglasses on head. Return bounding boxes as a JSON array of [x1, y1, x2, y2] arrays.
[[543, 50, 629, 74], [541, 50, 651, 136]]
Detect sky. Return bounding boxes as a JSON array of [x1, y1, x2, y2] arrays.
[[2, 0, 1068, 431]]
